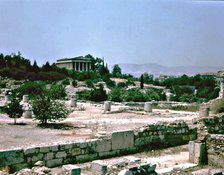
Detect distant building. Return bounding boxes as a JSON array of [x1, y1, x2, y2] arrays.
[[155, 74, 175, 82], [56, 56, 92, 72]]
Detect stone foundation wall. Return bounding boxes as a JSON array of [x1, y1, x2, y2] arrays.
[[199, 114, 224, 134], [206, 134, 224, 168], [0, 122, 197, 172]]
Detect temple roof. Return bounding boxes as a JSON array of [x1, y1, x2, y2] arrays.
[[57, 56, 91, 62]]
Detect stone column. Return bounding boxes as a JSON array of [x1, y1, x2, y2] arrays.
[[144, 102, 152, 112], [85, 62, 88, 71], [189, 141, 207, 165], [22, 95, 29, 103], [104, 101, 111, 112], [69, 98, 77, 108], [88, 62, 91, 71], [80, 62, 82, 71], [82, 62, 85, 71], [219, 81, 224, 98], [4, 95, 9, 102], [23, 110, 32, 118], [74, 62, 76, 71], [199, 106, 209, 118]]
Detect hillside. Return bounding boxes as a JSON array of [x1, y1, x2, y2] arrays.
[[109, 63, 223, 77]]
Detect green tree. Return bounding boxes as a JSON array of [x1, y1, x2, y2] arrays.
[[140, 74, 144, 89], [32, 97, 69, 124], [112, 64, 122, 77], [5, 96, 23, 124]]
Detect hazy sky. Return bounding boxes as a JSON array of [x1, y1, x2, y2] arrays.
[[0, 0, 224, 67]]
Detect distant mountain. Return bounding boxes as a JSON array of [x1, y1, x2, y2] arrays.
[[109, 63, 223, 77]]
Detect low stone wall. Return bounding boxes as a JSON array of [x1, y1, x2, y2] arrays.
[[0, 122, 197, 173], [198, 114, 224, 134], [135, 122, 197, 150], [206, 134, 224, 168]]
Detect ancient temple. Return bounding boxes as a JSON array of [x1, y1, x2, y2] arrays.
[[56, 56, 92, 72]]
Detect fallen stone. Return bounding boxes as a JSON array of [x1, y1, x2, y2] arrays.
[[62, 164, 81, 175], [91, 160, 107, 175], [34, 161, 44, 167], [118, 169, 133, 175]]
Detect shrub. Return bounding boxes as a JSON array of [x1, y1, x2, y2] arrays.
[[45, 84, 66, 100], [72, 80, 78, 87], [145, 89, 161, 101], [4, 95, 23, 124], [77, 90, 91, 101], [14, 81, 45, 99], [105, 79, 116, 88], [85, 80, 94, 88], [179, 93, 197, 103], [32, 97, 69, 124], [61, 78, 70, 86], [109, 88, 123, 102], [90, 84, 108, 102], [124, 89, 146, 102], [117, 82, 128, 88]]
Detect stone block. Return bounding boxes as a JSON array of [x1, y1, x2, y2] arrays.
[[76, 153, 98, 163], [44, 152, 54, 160], [62, 164, 81, 175], [60, 144, 73, 150], [112, 130, 134, 150], [31, 153, 44, 163], [91, 160, 107, 175], [96, 139, 112, 152], [0, 149, 24, 166], [39, 146, 50, 153], [144, 102, 152, 112], [79, 141, 88, 149], [50, 145, 59, 152], [45, 158, 63, 167], [55, 151, 67, 158], [104, 101, 111, 112], [24, 147, 39, 155], [69, 148, 81, 156]]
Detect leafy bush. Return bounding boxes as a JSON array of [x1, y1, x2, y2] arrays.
[[179, 93, 197, 103], [14, 81, 46, 99], [32, 97, 69, 124], [105, 79, 116, 88], [61, 78, 70, 86], [145, 89, 161, 101], [90, 84, 108, 102], [45, 84, 66, 100], [72, 80, 77, 87], [85, 80, 94, 88], [123, 89, 146, 102], [4, 95, 23, 124], [109, 88, 123, 102], [77, 90, 91, 101], [117, 82, 128, 88]]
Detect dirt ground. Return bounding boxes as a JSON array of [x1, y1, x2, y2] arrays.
[[0, 102, 198, 150]]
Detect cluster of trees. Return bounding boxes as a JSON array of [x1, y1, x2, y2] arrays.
[[0, 53, 110, 81], [162, 75, 219, 102], [4, 81, 69, 125]]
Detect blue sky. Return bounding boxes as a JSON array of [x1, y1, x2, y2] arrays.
[[0, 0, 224, 67]]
